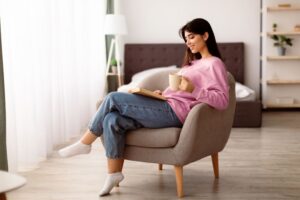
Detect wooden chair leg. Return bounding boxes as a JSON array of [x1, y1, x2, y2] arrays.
[[174, 165, 184, 198], [211, 153, 219, 178], [0, 193, 7, 200], [158, 163, 163, 170]]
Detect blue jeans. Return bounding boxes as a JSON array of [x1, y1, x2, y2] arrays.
[[88, 92, 182, 158]]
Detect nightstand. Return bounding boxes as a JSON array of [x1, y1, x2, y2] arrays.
[[106, 73, 124, 93]]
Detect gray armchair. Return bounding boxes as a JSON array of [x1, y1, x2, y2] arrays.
[[123, 72, 236, 197]]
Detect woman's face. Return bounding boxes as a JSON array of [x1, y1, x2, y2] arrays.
[[184, 31, 207, 54]]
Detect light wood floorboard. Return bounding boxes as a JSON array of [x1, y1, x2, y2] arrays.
[[6, 111, 300, 200]]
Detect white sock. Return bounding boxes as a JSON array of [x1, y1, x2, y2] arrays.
[[99, 172, 124, 196], [58, 141, 91, 158]]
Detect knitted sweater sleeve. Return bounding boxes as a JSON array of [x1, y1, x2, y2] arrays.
[[190, 60, 229, 110]]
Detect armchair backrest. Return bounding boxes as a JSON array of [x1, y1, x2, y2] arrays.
[[220, 72, 237, 147], [137, 68, 180, 91]]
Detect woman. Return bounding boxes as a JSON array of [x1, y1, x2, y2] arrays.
[[59, 18, 229, 196]]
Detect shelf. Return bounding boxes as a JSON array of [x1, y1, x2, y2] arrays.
[[267, 7, 300, 11], [106, 73, 119, 76], [267, 31, 300, 36], [265, 103, 300, 108], [267, 80, 300, 85], [267, 56, 300, 60]]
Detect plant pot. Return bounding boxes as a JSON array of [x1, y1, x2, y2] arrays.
[[277, 47, 286, 56], [111, 66, 118, 74]]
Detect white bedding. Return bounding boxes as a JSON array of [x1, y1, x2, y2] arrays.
[[235, 82, 256, 101], [118, 66, 256, 101]]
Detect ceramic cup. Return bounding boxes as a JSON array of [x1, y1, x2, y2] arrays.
[[169, 73, 182, 91]]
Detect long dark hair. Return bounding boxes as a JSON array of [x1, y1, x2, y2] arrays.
[[179, 18, 222, 66]]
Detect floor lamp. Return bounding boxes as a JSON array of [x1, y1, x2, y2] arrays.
[[104, 14, 128, 88]]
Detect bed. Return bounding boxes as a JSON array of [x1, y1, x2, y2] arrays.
[[123, 43, 262, 127]]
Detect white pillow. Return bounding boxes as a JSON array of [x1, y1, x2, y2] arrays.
[[131, 65, 177, 82], [235, 82, 256, 101], [118, 65, 178, 93]]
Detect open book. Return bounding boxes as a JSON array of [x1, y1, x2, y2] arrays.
[[129, 88, 166, 101]]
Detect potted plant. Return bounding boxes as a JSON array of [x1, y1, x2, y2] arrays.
[[271, 35, 293, 56], [272, 23, 277, 32], [110, 58, 118, 74]]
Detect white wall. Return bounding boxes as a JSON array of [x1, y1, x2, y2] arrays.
[[118, 0, 261, 96]]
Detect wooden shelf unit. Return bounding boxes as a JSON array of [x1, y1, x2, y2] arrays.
[[267, 56, 300, 60], [263, 3, 300, 109], [267, 80, 300, 85], [267, 7, 300, 12]]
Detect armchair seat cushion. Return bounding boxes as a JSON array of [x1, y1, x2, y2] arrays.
[[125, 127, 181, 148]]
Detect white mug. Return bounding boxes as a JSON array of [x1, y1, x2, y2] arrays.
[[169, 73, 182, 91]]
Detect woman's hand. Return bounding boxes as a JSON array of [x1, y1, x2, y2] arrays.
[[179, 77, 194, 93], [153, 90, 162, 95]]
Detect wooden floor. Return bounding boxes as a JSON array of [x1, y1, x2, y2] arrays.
[[7, 111, 300, 200]]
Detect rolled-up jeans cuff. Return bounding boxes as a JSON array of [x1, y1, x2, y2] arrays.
[[88, 126, 102, 137], [106, 153, 124, 159]]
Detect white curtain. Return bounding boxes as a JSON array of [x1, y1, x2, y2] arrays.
[[0, 0, 107, 172]]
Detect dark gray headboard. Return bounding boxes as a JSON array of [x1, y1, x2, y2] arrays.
[[124, 43, 244, 84]]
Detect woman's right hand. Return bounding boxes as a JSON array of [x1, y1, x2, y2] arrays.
[[179, 77, 195, 93]]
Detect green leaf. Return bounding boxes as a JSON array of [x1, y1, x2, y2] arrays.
[[110, 58, 117, 66], [271, 34, 293, 47]]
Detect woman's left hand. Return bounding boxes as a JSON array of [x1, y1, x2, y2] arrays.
[[153, 90, 162, 95], [179, 77, 195, 93]]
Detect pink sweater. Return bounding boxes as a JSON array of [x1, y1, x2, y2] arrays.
[[162, 56, 229, 123]]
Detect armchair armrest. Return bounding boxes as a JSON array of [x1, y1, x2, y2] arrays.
[[173, 103, 234, 165]]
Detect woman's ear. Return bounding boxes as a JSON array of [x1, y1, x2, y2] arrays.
[[203, 32, 209, 41]]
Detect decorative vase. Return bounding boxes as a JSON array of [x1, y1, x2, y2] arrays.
[[277, 47, 286, 56]]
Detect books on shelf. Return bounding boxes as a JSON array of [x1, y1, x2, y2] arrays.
[[278, 3, 291, 8]]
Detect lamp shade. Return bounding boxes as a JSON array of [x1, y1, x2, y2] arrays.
[[104, 14, 128, 35]]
